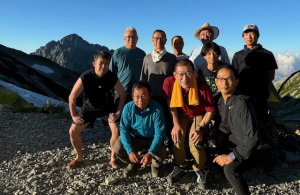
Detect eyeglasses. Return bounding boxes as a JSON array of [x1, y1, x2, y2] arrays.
[[125, 35, 137, 39], [152, 37, 166, 41], [216, 77, 235, 83], [175, 71, 194, 78], [133, 95, 149, 99], [200, 32, 212, 37]]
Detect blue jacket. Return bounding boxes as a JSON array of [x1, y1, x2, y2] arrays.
[[120, 99, 166, 154]]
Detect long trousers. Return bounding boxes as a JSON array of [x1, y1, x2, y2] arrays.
[[223, 147, 272, 195], [114, 136, 166, 168], [172, 113, 206, 171]]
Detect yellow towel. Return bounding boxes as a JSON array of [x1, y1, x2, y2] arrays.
[[189, 77, 199, 106], [170, 77, 199, 108]]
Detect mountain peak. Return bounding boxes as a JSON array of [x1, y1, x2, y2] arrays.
[[32, 34, 113, 74], [61, 34, 84, 43]]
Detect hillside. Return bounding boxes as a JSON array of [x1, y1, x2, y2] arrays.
[[274, 70, 300, 121], [0, 44, 81, 104]]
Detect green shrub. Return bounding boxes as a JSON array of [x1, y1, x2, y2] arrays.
[[41, 100, 66, 114], [11, 103, 41, 113], [0, 89, 23, 105], [0, 89, 70, 118]]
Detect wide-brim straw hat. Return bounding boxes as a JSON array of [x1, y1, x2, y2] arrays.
[[194, 23, 219, 40]]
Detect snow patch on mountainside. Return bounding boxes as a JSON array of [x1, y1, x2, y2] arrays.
[[32, 64, 54, 74], [0, 80, 69, 110]]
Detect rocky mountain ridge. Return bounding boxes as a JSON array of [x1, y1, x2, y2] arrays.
[[31, 34, 114, 74]]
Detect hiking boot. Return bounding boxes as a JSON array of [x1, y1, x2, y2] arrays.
[[167, 165, 185, 184], [151, 166, 160, 178], [123, 163, 140, 178], [195, 169, 209, 190]]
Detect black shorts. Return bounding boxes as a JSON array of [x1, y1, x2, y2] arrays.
[[73, 109, 119, 128]]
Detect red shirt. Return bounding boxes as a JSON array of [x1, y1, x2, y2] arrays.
[[162, 76, 215, 117]]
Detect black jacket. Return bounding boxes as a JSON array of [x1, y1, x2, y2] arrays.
[[218, 95, 262, 161]]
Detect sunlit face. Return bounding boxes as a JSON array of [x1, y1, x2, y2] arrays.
[[132, 87, 151, 111], [172, 37, 184, 53], [199, 29, 213, 44], [203, 48, 219, 65], [92, 57, 110, 77], [243, 31, 258, 48], [173, 65, 196, 90], [215, 68, 239, 97], [152, 32, 166, 52], [124, 30, 138, 49]]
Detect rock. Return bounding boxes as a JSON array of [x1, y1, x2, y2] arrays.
[[46, 159, 57, 166], [104, 175, 119, 185], [1, 106, 300, 194]]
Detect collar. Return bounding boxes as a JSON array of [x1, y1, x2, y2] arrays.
[[134, 104, 150, 114], [243, 44, 262, 52]]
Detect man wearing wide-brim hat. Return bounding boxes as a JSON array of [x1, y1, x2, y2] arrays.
[[189, 23, 230, 67]]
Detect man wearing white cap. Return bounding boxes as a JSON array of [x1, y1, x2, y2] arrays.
[[189, 23, 230, 67], [232, 24, 278, 133]]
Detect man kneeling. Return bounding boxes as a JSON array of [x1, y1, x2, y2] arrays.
[[162, 59, 215, 189], [114, 81, 166, 178], [213, 65, 273, 195]]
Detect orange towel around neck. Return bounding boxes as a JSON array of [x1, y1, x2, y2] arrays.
[[170, 77, 199, 108]]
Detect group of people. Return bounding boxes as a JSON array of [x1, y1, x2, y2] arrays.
[[65, 23, 278, 195]]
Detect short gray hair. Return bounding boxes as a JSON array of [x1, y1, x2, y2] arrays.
[[124, 27, 137, 36]]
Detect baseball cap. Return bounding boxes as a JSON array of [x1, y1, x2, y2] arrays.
[[242, 24, 259, 36]]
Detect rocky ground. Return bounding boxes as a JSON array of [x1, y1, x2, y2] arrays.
[[1, 105, 300, 195]]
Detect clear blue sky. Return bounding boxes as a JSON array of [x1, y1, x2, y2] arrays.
[[1, 0, 300, 80]]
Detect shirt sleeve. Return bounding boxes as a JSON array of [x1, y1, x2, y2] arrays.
[[148, 105, 166, 154], [230, 99, 259, 161], [231, 53, 239, 72], [220, 46, 230, 64], [109, 50, 118, 74], [267, 52, 278, 70], [140, 56, 148, 81], [189, 49, 197, 63], [162, 77, 173, 100], [199, 83, 216, 113], [120, 104, 134, 154]]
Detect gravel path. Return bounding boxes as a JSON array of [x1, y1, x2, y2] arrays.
[[1, 105, 300, 194]]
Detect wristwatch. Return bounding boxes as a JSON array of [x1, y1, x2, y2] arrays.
[[229, 152, 236, 161], [197, 125, 205, 131]]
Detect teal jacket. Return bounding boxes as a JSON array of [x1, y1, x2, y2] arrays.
[[120, 99, 166, 154]]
